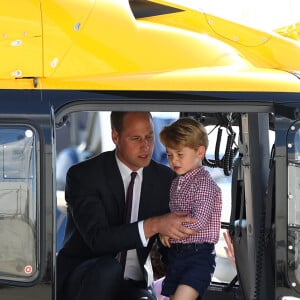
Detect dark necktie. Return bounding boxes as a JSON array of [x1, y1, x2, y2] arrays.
[[120, 171, 137, 271]]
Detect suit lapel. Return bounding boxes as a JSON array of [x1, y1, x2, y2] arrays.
[[105, 151, 125, 219], [138, 164, 154, 220]]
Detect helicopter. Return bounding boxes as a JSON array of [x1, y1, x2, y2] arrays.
[[0, 0, 300, 299]]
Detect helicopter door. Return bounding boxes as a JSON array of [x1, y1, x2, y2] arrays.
[[230, 112, 273, 300], [270, 103, 300, 298]]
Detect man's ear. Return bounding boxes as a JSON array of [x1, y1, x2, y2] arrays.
[[111, 129, 119, 145]]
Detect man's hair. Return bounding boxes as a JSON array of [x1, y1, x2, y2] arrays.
[[110, 111, 152, 133], [159, 117, 208, 150], [110, 112, 127, 133]]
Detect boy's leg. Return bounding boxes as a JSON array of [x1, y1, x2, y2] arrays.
[[171, 284, 199, 300]]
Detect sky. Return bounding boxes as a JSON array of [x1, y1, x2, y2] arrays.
[[166, 0, 300, 31]]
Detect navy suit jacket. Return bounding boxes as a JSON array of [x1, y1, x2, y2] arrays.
[[57, 150, 175, 296]]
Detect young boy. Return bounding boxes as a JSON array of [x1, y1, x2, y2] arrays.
[[159, 117, 222, 300]]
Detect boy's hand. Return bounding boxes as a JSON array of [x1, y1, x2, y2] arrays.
[[159, 234, 171, 248]]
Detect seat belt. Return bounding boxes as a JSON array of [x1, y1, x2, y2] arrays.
[[265, 144, 275, 244], [229, 156, 243, 238]]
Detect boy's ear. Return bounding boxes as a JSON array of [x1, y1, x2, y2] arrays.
[[197, 145, 206, 159]]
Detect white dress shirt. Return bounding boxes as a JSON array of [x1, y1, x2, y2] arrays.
[[115, 156, 152, 283]]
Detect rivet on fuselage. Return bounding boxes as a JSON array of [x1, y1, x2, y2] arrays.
[[74, 22, 81, 31], [262, 36, 267, 42], [50, 57, 59, 68], [11, 70, 22, 77], [11, 39, 22, 46]]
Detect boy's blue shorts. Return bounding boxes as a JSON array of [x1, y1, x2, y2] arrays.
[[161, 243, 216, 297]]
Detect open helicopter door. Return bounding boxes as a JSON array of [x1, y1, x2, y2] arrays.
[[229, 112, 274, 300], [229, 103, 300, 300], [273, 103, 300, 299]]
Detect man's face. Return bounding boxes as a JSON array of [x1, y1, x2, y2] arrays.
[[112, 112, 154, 171]]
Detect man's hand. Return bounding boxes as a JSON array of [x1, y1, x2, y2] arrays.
[[144, 212, 197, 240]]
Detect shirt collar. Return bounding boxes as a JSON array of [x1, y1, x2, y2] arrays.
[[115, 153, 143, 182], [179, 166, 204, 181]]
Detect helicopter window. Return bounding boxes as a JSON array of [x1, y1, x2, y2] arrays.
[[287, 120, 300, 290], [0, 125, 39, 283]]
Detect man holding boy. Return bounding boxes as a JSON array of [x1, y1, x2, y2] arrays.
[[57, 112, 197, 300]]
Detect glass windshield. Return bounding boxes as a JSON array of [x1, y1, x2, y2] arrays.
[[168, 0, 300, 32]]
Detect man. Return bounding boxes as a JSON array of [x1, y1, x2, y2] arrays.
[[57, 112, 196, 300]]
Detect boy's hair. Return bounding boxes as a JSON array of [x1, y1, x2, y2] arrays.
[[159, 117, 208, 150]]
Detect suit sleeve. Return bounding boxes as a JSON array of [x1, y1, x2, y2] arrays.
[[65, 164, 143, 256]]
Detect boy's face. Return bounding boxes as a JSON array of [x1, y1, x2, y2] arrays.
[[166, 145, 205, 175]]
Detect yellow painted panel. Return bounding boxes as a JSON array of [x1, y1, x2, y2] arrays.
[[41, 0, 251, 78], [38, 67, 300, 93], [0, 0, 299, 93], [0, 0, 42, 78], [275, 22, 300, 41], [143, 0, 300, 71], [42, 0, 98, 77]]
